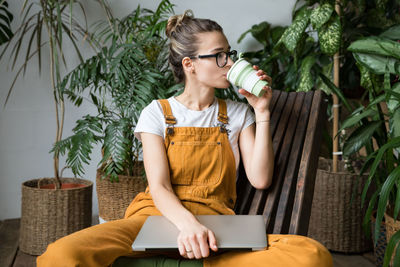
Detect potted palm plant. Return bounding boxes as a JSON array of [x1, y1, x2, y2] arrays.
[[344, 27, 400, 267], [0, 0, 100, 255], [52, 0, 181, 222]]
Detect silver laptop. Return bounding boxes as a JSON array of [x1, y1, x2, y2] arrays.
[[132, 215, 267, 252]]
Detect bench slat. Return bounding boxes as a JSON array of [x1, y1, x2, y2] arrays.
[[289, 90, 326, 235]]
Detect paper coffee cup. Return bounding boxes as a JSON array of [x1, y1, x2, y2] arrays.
[[227, 58, 268, 97]]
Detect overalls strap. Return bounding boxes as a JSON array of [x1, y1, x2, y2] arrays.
[[158, 99, 177, 125], [217, 98, 228, 124]]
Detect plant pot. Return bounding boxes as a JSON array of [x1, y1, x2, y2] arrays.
[[308, 157, 373, 253], [371, 211, 387, 267], [19, 177, 93, 255], [384, 212, 400, 266], [96, 162, 147, 222]]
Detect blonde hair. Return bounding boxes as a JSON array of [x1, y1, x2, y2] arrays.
[[166, 10, 223, 83]]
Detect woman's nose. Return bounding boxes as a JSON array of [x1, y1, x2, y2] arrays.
[[226, 57, 234, 67]]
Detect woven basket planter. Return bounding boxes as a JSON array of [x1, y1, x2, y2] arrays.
[[384, 212, 400, 266], [96, 162, 147, 222], [308, 157, 372, 253], [20, 177, 93, 255]]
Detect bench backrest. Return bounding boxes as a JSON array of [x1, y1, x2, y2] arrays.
[[234, 90, 327, 236]]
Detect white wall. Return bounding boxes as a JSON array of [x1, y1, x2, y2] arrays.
[[0, 0, 295, 220]]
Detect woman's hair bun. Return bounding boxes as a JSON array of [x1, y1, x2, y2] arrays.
[[166, 10, 194, 38]]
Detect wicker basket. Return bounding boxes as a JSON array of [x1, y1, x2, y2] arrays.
[[96, 162, 147, 222], [19, 177, 93, 255], [308, 157, 372, 253], [384, 212, 400, 266], [371, 211, 387, 267]]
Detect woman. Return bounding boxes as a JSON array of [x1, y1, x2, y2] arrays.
[[37, 11, 332, 267]]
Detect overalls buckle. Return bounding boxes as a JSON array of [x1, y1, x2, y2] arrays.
[[167, 125, 175, 135]]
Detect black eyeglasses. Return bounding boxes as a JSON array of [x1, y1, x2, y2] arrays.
[[189, 50, 237, 68]]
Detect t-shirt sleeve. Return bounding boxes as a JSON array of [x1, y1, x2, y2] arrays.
[[134, 100, 165, 141]]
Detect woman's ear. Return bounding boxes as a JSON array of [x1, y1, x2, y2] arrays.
[[182, 57, 195, 74]]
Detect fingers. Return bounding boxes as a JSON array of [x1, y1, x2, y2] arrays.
[[185, 242, 195, 259], [253, 65, 272, 84], [208, 230, 218, 252], [264, 85, 273, 93], [197, 232, 211, 258], [238, 88, 251, 97], [178, 240, 188, 258], [189, 234, 203, 259], [178, 232, 210, 259]]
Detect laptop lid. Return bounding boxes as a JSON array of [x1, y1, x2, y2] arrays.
[[132, 215, 267, 252]]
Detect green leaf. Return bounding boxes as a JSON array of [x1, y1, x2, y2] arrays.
[[380, 25, 400, 41], [315, 60, 333, 95], [238, 21, 270, 45], [377, 166, 400, 265], [310, 3, 333, 29], [339, 108, 377, 133], [360, 151, 379, 206], [297, 55, 315, 92], [348, 37, 400, 60], [57, 115, 102, 177], [343, 121, 382, 157], [362, 137, 400, 204], [363, 191, 379, 239], [391, 109, 400, 139], [0, 1, 13, 45], [366, 94, 386, 109], [278, 8, 311, 52], [356, 61, 374, 90], [318, 15, 341, 55], [318, 73, 352, 111], [353, 53, 400, 75], [394, 183, 400, 224], [390, 233, 400, 267], [388, 82, 400, 113]]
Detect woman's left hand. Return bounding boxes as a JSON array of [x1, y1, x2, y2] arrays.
[[238, 65, 273, 115]]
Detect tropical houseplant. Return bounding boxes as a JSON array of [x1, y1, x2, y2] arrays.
[[343, 27, 400, 267], [52, 0, 182, 222], [0, 1, 13, 45], [274, 0, 369, 253], [0, 0, 100, 255], [52, 0, 244, 222], [239, 0, 400, 254], [239, 0, 400, 149]]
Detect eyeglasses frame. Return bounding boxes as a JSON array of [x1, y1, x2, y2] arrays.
[[189, 50, 237, 68]]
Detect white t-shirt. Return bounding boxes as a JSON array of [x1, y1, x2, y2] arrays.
[[134, 96, 255, 169]]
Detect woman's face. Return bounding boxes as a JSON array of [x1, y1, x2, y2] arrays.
[[191, 31, 233, 89]]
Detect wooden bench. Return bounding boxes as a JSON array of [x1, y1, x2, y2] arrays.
[[235, 89, 327, 236], [112, 89, 328, 265]]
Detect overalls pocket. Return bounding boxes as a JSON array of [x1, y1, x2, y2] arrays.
[[167, 140, 223, 186]]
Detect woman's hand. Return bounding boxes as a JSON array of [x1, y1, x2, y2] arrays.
[[177, 221, 218, 259], [238, 65, 273, 115]]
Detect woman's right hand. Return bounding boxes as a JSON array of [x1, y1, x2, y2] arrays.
[[177, 221, 218, 259]]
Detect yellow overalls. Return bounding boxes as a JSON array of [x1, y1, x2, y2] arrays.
[[37, 98, 332, 267]]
